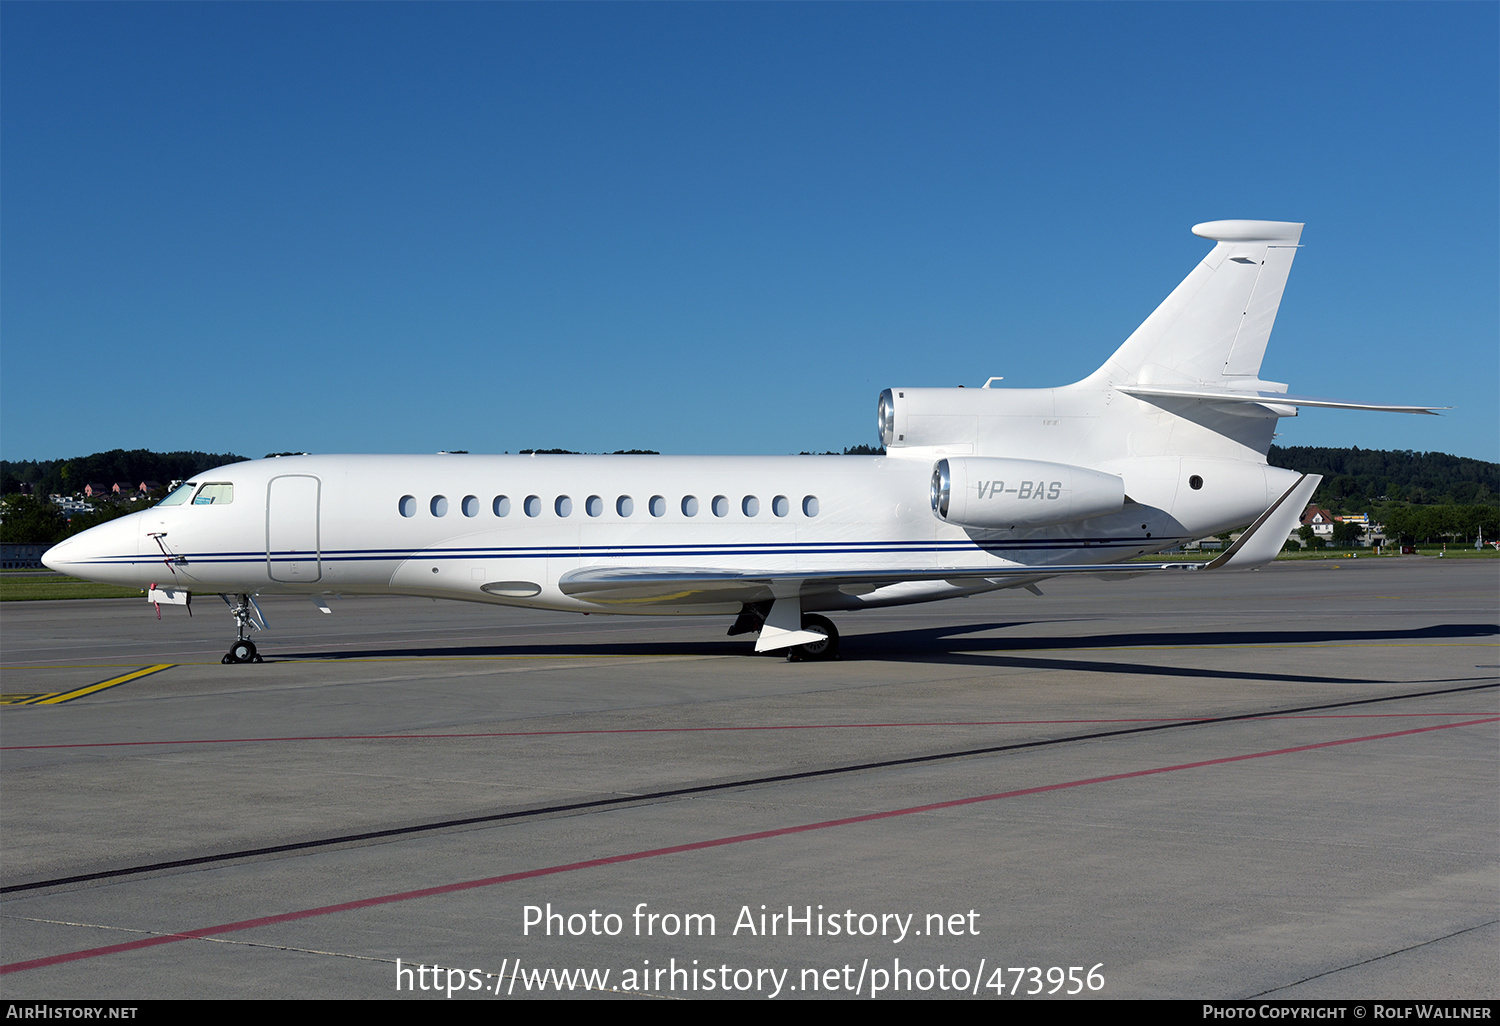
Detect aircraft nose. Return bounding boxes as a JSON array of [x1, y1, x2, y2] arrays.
[[41, 514, 144, 585], [41, 537, 75, 573]]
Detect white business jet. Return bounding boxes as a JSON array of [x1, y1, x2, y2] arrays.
[[44, 220, 1440, 663]]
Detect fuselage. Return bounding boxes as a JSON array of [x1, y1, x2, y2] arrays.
[[36, 220, 1430, 662], [43, 450, 1295, 617]]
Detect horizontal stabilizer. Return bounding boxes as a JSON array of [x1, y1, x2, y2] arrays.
[[1119, 384, 1446, 415], [1191, 220, 1304, 243]]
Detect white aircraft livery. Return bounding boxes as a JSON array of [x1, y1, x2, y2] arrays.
[[44, 220, 1441, 663]]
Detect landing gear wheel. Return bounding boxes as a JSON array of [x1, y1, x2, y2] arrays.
[[788, 614, 839, 662], [225, 638, 258, 664]]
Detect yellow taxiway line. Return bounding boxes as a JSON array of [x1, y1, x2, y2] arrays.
[[10, 664, 176, 705]]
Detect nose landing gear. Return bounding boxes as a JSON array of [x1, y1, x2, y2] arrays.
[[221, 593, 265, 663]]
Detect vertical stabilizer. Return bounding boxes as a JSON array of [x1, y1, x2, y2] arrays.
[[1090, 220, 1303, 388]]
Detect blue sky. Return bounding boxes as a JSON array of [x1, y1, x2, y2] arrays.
[[3, 3, 1496, 462]]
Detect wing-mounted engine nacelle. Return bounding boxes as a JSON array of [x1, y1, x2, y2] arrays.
[[931, 457, 1126, 529]]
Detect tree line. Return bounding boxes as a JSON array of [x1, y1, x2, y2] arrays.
[[1, 450, 250, 546], [3, 444, 1495, 546], [1265, 445, 1497, 545], [1, 449, 248, 499], [1267, 445, 1497, 509], [1376, 505, 1498, 546]]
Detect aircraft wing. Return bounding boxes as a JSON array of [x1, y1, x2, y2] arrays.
[[557, 560, 1192, 605], [556, 473, 1320, 607]]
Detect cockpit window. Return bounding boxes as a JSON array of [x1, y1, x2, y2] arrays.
[[193, 483, 234, 505], [157, 482, 198, 506]]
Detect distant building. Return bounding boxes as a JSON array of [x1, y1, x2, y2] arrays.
[[1300, 506, 1337, 539]]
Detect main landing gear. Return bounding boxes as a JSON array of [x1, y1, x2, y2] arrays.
[[221, 593, 265, 663], [728, 603, 841, 661], [787, 613, 839, 662]]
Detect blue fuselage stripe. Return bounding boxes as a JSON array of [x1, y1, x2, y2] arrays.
[[77, 534, 1184, 568]]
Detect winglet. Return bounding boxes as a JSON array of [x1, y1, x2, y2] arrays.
[[1205, 473, 1322, 571]]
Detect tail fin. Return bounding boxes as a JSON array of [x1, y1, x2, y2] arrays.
[[1090, 220, 1303, 388]]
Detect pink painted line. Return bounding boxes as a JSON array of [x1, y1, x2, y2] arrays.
[[1278, 713, 1495, 720], [1, 711, 1486, 751], [4, 715, 1495, 976]]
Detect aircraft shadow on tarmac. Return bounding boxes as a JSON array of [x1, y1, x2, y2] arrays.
[[277, 621, 1500, 688]]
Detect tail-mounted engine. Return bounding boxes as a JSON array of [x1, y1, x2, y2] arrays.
[[931, 457, 1125, 530], [881, 386, 996, 451], [879, 384, 1060, 453]]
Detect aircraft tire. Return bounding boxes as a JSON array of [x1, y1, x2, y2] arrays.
[[227, 639, 258, 664], [789, 614, 839, 662]]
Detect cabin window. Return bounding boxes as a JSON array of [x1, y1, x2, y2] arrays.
[[194, 483, 234, 505], [462, 495, 479, 518], [681, 495, 699, 517], [742, 495, 759, 516], [158, 482, 198, 506], [711, 495, 729, 517], [585, 495, 604, 517], [399, 495, 417, 518], [617, 495, 634, 517], [430, 495, 449, 517], [649, 495, 666, 517], [555, 495, 573, 517], [493, 495, 511, 517], [802, 495, 820, 517], [772, 495, 790, 517], [524, 495, 542, 517]]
